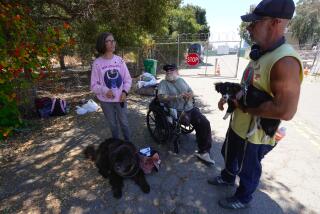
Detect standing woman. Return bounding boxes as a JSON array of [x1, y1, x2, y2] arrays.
[[91, 32, 132, 141]]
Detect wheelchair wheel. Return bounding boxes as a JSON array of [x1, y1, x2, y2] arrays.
[[147, 107, 170, 144], [180, 123, 195, 134]]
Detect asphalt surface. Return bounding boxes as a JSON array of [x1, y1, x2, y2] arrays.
[[0, 58, 319, 214]]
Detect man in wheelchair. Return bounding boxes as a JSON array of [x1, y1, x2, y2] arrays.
[[157, 64, 215, 164]]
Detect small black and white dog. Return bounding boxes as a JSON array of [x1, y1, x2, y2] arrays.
[[215, 82, 281, 138], [84, 138, 150, 198]]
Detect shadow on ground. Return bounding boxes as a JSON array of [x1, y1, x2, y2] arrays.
[[0, 76, 314, 213]]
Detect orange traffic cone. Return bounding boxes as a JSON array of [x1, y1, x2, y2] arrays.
[[303, 67, 309, 76], [215, 63, 221, 76]]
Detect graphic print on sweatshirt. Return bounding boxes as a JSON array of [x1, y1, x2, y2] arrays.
[[104, 69, 123, 89]]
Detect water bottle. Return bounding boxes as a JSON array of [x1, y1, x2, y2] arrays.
[[275, 127, 286, 142]]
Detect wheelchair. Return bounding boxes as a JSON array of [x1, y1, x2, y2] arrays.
[[146, 89, 195, 153]]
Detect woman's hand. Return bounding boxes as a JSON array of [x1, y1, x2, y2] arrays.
[[120, 92, 127, 102], [106, 90, 114, 99]]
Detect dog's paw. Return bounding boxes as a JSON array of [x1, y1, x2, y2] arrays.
[[141, 184, 150, 193], [113, 189, 122, 199]]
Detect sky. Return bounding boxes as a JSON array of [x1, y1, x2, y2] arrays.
[[182, 0, 299, 41]]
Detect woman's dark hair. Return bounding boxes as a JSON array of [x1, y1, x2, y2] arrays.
[[96, 32, 113, 55]]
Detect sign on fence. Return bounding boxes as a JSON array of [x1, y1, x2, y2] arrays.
[[186, 53, 200, 66]]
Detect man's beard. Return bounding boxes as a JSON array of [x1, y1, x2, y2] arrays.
[[165, 74, 178, 81]]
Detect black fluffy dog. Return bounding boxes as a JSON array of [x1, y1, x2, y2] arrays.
[[215, 82, 281, 138], [84, 138, 150, 198]]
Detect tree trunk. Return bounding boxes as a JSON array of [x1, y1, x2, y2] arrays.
[[59, 54, 66, 69]]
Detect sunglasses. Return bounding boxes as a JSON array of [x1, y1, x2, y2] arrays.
[[248, 17, 274, 28]]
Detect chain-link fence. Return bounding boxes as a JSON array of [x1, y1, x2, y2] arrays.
[[141, 33, 243, 78], [291, 43, 320, 76]]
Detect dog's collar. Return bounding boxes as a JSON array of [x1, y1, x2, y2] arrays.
[[115, 163, 140, 178], [115, 155, 140, 178]]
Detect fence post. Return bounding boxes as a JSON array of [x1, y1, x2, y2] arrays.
[[311, 44, 320, 75], [205, 41, 209, 76], [235, 38, 242, 78], [177, 34, 180, 67], [214, 58, 218, 75]]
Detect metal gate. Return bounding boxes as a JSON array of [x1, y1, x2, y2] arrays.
[[151, 33, 242, 78]]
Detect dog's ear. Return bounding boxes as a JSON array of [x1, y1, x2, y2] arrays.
[[124, 142, 138, 155], [214, 82, 223, 92], [235, 83, 242, 91]]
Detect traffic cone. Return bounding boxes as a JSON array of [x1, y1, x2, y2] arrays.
[[215, 63, 221, 76], [303, 67, 309, 76]]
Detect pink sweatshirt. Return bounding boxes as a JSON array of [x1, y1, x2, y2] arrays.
[[90, 55, 132, 102]]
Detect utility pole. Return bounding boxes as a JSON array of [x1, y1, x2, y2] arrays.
[[177, 34, 180, 67], [235, 37, 242, 78]]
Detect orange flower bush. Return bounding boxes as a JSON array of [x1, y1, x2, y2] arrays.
[[0, 2, 73, 140]]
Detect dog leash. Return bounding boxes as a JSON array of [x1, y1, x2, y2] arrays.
[[224, 63, 254, 175], [224, 114, 253, 177]]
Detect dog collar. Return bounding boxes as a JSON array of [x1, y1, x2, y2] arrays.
[[115, 164, 140, 178]]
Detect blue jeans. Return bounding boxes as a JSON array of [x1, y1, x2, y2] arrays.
[[220, 128, 274, 203], [189, 107, 212, 153], [100, 101, 130, 141]]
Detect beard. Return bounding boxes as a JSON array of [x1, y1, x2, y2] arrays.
[[165, 73, 178, 82]]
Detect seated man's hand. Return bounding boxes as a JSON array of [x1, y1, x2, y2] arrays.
[[181, 92, 193, 100]]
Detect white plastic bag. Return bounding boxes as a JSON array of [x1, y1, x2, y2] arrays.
[[137, 72, 157, 89], [76, 106, 88, 115], [82, 99, 99, 112]]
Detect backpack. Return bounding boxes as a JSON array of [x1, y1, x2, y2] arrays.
[[50, 98, 67, 116], [35, 97, 67, 118]]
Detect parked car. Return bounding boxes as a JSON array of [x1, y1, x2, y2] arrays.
[[188, 43, 204, 62]]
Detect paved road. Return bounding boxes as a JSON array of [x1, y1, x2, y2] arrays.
[[1, 61, 319, 213], [177, 66, 320, 214]]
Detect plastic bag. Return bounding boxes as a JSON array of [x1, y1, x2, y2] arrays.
[[137, 72, 157, 89], [76, 106, 88, 115], [82, 99, 99, 112]]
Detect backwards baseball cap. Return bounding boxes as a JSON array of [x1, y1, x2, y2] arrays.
[[241, 0, 295, 22], [163, 64, 177, 72]]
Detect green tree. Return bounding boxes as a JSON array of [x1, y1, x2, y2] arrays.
[[19, 0, 177, 63], [239, 21, 252, 46], [186, 5, 210, 37], [168, 4, 210, 38], [0, 1, 72, 139], [290, 0, 320, 46]]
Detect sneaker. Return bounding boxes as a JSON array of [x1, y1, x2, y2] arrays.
[[207, 176, 234, 186], [218, 197, 250, 209], [195, 152, 215, 165]]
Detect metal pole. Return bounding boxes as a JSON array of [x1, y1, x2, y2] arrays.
[[215, 58, 218, 75], [205, 38, 209, 76], [235, 38, 242, 78], [177, 34, 180, 67], [311, 42, 320, 67]]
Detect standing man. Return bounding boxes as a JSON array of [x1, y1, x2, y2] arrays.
[[208, 0, 303, 209]]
